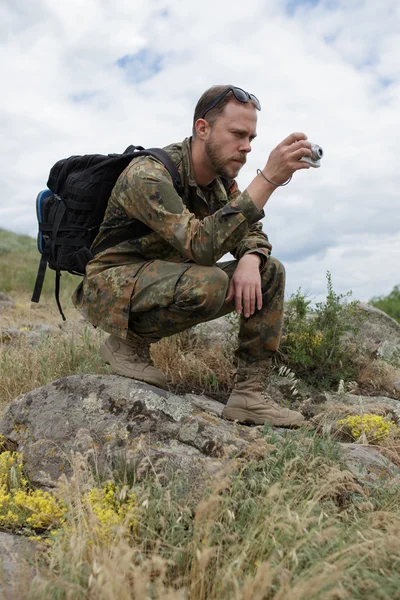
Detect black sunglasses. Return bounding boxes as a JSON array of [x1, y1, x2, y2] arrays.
[[201, 86, 261, 119]]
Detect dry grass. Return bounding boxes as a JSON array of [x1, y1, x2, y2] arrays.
[[151, 329, 236, 401], [0, 320, 108, 409], [356, 358, 400, 399], [2, 237, 400, 598], [17, 432, 400, 599]]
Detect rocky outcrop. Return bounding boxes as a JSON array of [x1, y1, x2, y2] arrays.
[[351, 302, 400, 361], [0, 375, 259, 499], [340, 444, 400, 488], [1, 374, 400, 497]]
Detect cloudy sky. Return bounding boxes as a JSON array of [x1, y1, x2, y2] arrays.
[[1, 0, 398, 303]]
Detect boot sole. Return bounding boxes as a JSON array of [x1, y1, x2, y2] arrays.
[[222, 407, 304, 428], [100, 343, 167, 390]]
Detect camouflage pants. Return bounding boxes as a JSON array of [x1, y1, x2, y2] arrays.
[[128, 257, 285, 363]]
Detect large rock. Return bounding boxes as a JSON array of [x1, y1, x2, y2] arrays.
[[340, 444, 400, 488], [351, 303, 400, 360], [0, 375, 259, 498]]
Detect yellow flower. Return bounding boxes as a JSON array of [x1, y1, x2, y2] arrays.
[[83, 481, 137, 544], [337, 414, 399, 444]]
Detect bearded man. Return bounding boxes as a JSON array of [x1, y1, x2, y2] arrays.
[[72, 85, 313, 427]]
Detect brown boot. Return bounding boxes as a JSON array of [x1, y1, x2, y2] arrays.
[[100, 334, 167, 389], [222, 360, 304, 427]]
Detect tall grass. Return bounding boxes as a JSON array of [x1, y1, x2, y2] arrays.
[[22, 431, 400, 599], [2, 230, 400, 598], [0, 327, 108, 407]]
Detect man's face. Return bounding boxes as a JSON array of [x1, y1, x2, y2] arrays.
[[204, 100, 258, 180]]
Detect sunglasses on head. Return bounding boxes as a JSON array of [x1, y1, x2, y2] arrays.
[[201, 86, 261, 119]]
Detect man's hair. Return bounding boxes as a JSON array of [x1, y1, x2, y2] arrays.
[[192, 85, 236, 136]]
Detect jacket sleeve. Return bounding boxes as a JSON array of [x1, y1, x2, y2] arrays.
[[226, 181, 272, 268], [113, 156, 265, 266]]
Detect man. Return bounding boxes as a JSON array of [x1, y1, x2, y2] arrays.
[[72, 85, 313, 427]]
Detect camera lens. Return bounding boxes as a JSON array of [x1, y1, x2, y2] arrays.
[[311, 144, 323, 161]]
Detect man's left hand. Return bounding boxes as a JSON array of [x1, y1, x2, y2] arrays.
[[225, 254, 262, 318]]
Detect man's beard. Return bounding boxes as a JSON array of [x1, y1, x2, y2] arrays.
[[204, 136, 246, 180]]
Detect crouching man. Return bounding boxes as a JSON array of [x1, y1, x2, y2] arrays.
[[73, 85, 313, 427]]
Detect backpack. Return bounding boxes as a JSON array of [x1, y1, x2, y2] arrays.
[[31, 145, 183, 320]]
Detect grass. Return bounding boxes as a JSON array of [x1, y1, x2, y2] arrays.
[[0, 326, 109, 407], [14, 430, 400, 599], [2, 230, 400, 598]]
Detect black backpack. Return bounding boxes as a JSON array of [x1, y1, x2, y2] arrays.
[[31, 145, 183, 320]]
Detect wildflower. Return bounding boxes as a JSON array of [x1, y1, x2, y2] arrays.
[[337, 414, 399, 444]]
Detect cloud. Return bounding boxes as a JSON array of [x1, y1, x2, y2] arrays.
[[0, 0, 399, 304]]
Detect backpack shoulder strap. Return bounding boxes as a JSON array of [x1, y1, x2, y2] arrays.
[[145, 148, 184, 196], [92, 147, 184, 256]]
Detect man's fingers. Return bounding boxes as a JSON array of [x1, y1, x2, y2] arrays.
[[225, 279, 235, 303], [243, 287, 251, 318], [290, 140, 312, 152], [278, 132, 308, 148], [235, 284, 243, 314], [291, 147, 312, 161], [295, 161, 311, 170], [256, 285, 263, 311]]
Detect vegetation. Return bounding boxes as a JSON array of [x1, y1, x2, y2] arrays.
[[0, 326, 109, 406], [280, 272, 361, 390], [0, 427, 399, 599], [370, 285, 400, 324], [1, 230, 400, 598], [337, 414, 399, 444]]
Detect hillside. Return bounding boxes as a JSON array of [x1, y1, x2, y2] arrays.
[[1, 230, 400, 599]]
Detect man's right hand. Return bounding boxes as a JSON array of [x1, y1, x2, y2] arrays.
[[246, 132, 314, 212], [262, 132, 312, 185]]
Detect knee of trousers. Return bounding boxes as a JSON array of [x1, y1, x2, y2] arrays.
[[175, 266, 229, 318], [261, 256, 286, 290]]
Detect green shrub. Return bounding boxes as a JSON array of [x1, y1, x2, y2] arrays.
[[280, 272, 360, 389], [370, 285, 400, 323]]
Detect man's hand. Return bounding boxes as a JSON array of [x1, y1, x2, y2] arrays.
[[262, 132, 312, 185], [225, 254, 262, 318], [246, 132, 313, 213]]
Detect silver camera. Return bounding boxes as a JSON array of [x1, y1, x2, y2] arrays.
[[300, 143, 323, 168]]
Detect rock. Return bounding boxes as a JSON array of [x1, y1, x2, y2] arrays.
[[0, 324, 61, 346], [0, 532, 37, 598], [303, 390, 400, 425], [0, 375, 260, 499], [350, 303, 400, 359], [340, 444, 400, 488], [193, 315, 236, 349], [325, 392, 400, 423]]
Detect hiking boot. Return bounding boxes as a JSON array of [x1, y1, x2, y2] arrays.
[[100, 334, 167, 389], [222, 360, 304, 427]]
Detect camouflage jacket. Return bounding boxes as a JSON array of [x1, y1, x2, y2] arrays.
[[72, 137, 272, 337]]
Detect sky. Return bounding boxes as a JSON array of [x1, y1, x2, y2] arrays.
[[0, 0, 399, 304]]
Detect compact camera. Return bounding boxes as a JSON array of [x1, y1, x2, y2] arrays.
[[300, 143, 323, 168]]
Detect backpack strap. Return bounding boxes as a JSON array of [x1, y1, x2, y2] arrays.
[[146, 148, 184, 197], [92, 147, 183, 256], [31, 197, 68, 317], [31, 240, 51, 304]]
